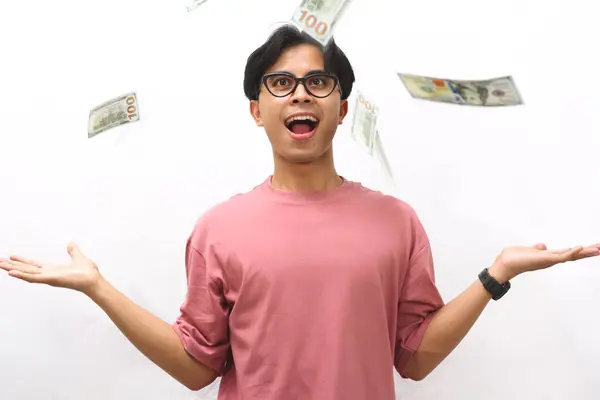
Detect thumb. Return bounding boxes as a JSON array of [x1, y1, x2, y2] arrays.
[[533, 243, 547, 250], [67, 242, 86, 261]]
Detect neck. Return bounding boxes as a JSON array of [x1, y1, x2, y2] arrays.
[[271, 151, 341, 193]]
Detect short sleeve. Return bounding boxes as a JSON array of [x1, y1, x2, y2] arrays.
[[394, 226, 445, 377], [172, 239, 231, 375]]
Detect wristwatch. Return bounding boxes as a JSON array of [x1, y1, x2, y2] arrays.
[[478, 268, 511, 300]]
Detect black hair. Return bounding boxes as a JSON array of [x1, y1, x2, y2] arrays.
[[243, 25, 355, 101]]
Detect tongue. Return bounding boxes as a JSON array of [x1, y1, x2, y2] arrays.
[[290, 123, 313, 135]]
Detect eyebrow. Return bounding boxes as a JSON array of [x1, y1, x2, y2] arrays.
[[271, 69, 327, 76]]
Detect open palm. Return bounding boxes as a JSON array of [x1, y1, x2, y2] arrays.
[[494, 242, 600, 279], [0, 242, 100, 293]]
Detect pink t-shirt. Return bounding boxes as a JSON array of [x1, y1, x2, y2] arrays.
[[173, 176, 444, 399]]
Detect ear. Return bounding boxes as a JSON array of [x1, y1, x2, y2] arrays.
[[338, 99, 349, 124], [249, 100, 263, 127]]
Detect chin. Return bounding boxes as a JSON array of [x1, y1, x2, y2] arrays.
[[281, 152, 322, 164], [275, 146, 326, 164]]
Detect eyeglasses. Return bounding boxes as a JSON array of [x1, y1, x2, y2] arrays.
[[261, 72, 339, 98]]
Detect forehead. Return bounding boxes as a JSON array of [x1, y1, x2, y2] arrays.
[[265, 43, 325, 76]]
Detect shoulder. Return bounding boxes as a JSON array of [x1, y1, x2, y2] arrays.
[[351, 182, 430, 247], [187, 181, 265, 246], [352, 182, 421, 221]]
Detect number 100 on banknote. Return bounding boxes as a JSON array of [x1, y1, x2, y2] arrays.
[[291, 0, 353, 45], [88, 92, 140, 138]]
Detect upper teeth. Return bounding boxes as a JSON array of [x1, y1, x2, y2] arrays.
[[286, 115, 318, 124]]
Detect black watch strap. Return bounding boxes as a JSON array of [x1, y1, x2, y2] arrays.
[[478, 268, 511, 300]]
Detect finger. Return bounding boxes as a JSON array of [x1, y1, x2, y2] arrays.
[[550, 246, 583, 262], [551, 247, 576, 255], [573, 246, 600, 259], [0, 260, 42, 274], [8, 255, 44, 268], [8, 270, 49, 283], [533, 243, 547, 250], [67, 242, 87, 262]]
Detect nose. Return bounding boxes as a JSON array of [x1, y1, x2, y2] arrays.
[[289, 82, 313, 104]]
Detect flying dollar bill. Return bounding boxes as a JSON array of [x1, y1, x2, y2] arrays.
[[291, 0, 353, 45], [88, 92, 140, 139], [397, 73, 523, 106], [351, 90, 378, 154], [186, 0, 208, 12], [350, 91, 394, 182]]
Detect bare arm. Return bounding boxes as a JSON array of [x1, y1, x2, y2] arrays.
[[402, 243, 600, 381], [86, 276, 218, 391], [0, 243, 218, 391], [401, 271, 496, 380]]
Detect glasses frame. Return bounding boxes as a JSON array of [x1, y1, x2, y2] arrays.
[[260, 72, 340, 98]]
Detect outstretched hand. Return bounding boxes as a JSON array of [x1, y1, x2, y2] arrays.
[[491, 242, 600, 282], [0, 242, 101, 294]]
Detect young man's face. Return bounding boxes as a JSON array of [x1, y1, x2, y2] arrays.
[[250, 43, 348, 164]]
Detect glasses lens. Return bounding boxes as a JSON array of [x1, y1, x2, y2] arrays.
[[304, 74, 336, 97], [265, 74, 296, 96]]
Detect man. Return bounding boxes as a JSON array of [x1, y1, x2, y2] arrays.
[[1, 25, 598, 400]]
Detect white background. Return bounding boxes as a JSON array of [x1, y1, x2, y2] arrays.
[[1, 0, 599, 398]]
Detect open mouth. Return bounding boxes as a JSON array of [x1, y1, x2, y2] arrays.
[[284, 115, 320, 139]]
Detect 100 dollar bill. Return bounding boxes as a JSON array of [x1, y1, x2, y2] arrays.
[[351, 90, 378, 153], [398, 73, 523, 106], [88, 92, 140, 138], [350, 91, 394, 182], [291, 0, 353, 45]]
